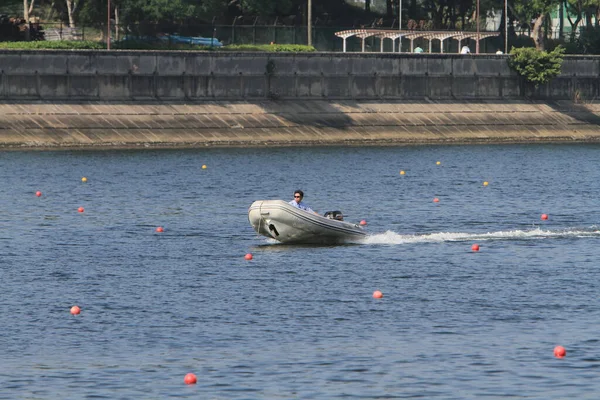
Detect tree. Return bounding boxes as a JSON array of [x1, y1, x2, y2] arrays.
[[65, 0, 79, 27], [514, 0, 561, 50], [242, 0, 294, 15], [508, 46, 565, 86], [23, 0, 35, 39]]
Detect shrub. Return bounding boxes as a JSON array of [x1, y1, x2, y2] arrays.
[[575, 26, 600, 54], [222, 44, 315, 52], [508, 46, 565, 87], [0, 40, 104, 49]]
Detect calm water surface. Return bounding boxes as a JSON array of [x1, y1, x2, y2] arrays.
[[1, 144, 600, 399]]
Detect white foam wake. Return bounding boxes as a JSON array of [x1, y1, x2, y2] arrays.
[[361, 227, 600, 245]]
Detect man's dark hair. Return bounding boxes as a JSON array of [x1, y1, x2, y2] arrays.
[[294, 190, 304, 198]]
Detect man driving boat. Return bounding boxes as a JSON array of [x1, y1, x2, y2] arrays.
[[289, 190, 318, 215]]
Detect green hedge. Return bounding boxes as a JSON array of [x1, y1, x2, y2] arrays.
[[0, 41, 316, 52], [0, 40, 104, 50]]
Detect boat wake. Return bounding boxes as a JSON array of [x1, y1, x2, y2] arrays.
[[362, 226, 600, 245]]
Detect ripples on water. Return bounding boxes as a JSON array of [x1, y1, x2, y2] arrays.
[[1, 144, 600, 399]]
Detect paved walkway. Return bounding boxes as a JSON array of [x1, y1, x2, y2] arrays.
[[1, 100, 600, 149]]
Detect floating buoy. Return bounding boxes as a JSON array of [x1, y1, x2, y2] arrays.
[[541, 214, 549, 220], [433, 198, 440, 203], [400, 170, 405, 175], [483, 181, 489, 186], [202, 165, 207, 169], [35, 191, 42, 197], [81, 177, 87, 182], [436, 161, 441, 165], [184, 373, 197, 385], [78, 207, 85, 213], [359, 220, 367, 226], [156, 227, 164, 233], [70, 305, 81, 315], [373, 290, 383, 299], [554, 345, 566, 358], [471, 243, 480, 252], [244, 253, 253, 260]]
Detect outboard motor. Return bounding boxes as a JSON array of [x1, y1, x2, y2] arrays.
[[323, 211, 344, 221]]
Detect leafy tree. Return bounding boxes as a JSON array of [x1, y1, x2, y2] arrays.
[[513, 0, 561, 50], [508, 46, 565, 86], [575, 25, 600, 54], [242, 0, 294, 16]]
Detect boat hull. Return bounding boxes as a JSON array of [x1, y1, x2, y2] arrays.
[[248, 200, 366, 244]]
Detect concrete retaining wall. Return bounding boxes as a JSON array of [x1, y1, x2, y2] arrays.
[[2, 99, 600, 149], [1, 50, 599, 101], [2, 51, 600, 149]]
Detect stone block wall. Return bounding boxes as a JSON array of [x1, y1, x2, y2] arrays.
[[0, 50, 599, 101]]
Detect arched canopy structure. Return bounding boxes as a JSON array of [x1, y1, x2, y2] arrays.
[[335, 29, 500, 54]]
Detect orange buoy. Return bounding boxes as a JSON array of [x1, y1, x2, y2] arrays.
[[400, 170, 405, 175], [554, 345, 566, 358], [156, 227, 164, 233], [35, 191, 42, 197], [78, 207, 85, 213], [471, 243, 480, 252], [433, 198, 440, 203], [184, 373, 197, 385], [244, 253, 253, 260], [373, 290, 383, 299], [541, 214, 549, 220], [70, 305, 81, 315], [359, 220, 367, 226]]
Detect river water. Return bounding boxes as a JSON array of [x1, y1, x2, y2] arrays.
[[1, 144, 599, 399]]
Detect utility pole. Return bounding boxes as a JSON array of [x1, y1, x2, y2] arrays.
[[107, 0, 111, 50], [399, 0, 402, 52], [476, 0, 480, 53], [308, 0, 312, 47], [504, 0, 508, 53]]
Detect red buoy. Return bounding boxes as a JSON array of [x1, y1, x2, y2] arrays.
[[433, 198, 440, 203], [35, 191, 42, 197], [156, 227, 164, 233], [78, 207, 85, 213], [244, 253, 253, 260], [359, 220, 367, 226], [70, 305, 81, 315], [541, 214, 549, 220], [471, 243, 480, 252], [184, 373, 197, 385], [554, 345, 566, 358], [373, 290, 383, 299]]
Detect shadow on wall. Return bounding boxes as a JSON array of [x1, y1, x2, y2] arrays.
[[525, 80, 600, 127], [259, 100, 355, 130]]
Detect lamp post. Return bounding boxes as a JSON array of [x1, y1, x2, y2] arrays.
[[107, 0, 111, 50], [399, 0, 402, 30], [504, 0, 508, 53], [398, 0, 402, 52], [308, 0, 312, 47], [476, 0, 480, 53]]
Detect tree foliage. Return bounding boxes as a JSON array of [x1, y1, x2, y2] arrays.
[[513, 0, 561, 50], [508, 46, 565, 87], [575, 26, 600, 54]]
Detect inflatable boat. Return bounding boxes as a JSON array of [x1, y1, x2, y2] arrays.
[[248, 200, 366, 244]]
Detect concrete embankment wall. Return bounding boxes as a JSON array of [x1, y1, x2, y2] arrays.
[[1, 50, 600, 149]]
